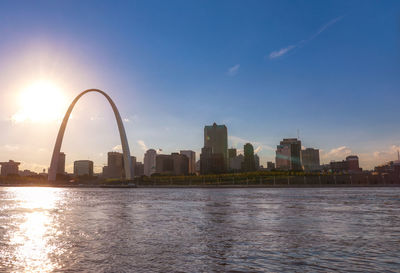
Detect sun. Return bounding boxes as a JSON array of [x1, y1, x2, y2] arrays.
[[13, 81, 68, 123]]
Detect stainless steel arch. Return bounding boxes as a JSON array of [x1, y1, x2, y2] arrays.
[[48, 89, 133, 182]]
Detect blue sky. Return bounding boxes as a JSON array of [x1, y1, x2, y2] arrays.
[[0, 0, 399, 172]]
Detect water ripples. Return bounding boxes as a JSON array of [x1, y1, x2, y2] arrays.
[[0, 187, 399, 272]]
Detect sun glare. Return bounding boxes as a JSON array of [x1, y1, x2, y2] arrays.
[[12, 81, 68, 123]]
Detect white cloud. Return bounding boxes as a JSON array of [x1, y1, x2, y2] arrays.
[[112, 144, 122, 152], [123, 118, 130, 122], [320, 146, 352, 163], [137, 140, 147, 151], [227, 64, 240, 76], [268, 16, 343, 59], [254, 146, 262, 154]]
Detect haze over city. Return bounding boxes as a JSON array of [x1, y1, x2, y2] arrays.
[[0, 0, 399, 173]]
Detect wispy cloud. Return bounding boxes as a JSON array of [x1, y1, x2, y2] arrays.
[[313, 16, 343, 38], [137, 140, 147, 151], [269, 45, 296, 59], [268, 16, 343, 59], [227, 64, 240, 76]]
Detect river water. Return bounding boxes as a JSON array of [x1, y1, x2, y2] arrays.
[[0, 187, 399, 272]]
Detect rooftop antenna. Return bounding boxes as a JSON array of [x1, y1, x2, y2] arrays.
[[297, 129, 300, 140]]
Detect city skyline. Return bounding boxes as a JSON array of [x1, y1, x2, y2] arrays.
[[0, 1, 399, 172]]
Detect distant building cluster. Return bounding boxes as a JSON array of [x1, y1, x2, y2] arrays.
[[1, 122, 399, 180], [322, 155, 362, 174]]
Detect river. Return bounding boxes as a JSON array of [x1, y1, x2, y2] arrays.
[[0, 187, 399, 272]]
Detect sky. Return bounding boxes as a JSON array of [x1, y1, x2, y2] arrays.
[[0, 0, 399, 172]]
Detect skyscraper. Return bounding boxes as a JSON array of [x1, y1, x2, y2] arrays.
[[200, 146, 225, 174], [254, 154, 260, 170], [242, 143, 256, 172], [301, 148, 320, 171], [201, 122, 228, 174], [204, 123, 228, 168], [144, 149, 157, 176], [275, 138, 302, 171], [57, 152, 66, 175], [131, 156, 136, 177], [135, 162, 144, 176], [228, 148, 237, 159], [103, 152, 135, 179], [275, 144, 291, 170], [200, 147, 212, 174], [103, 151, 124, 178], [180, 150, 196, 174], [228, 148, 237, 170]]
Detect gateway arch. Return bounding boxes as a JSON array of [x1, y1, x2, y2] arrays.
[[48, 89, 133, 182]]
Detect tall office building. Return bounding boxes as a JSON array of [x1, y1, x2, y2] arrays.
[[74, 160, 93, 176], [200, 147, 225, 174], [200, 147, 212, 174], [242, 143, 256, 172], [180, 150, 196, 174], [301, 148, 320, 171], [204, 123, 228, 168], [135, 162, 144, 176], [103, 152, 135, 179], [275, 138, 302, 171], [275, 144, 291, 170], [228, 148, 237, 158], [57, 152, 66, 175], [254, 154, 260, 170], [131, 156, 136, 177], [103, 152, 124, 178], [144, 149, 157, 176], [201, 123, 228, 174], [0, 160, 20, 176], [228, 148, 237, 170]]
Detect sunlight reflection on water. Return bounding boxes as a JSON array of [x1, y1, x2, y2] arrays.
[[2, 188, 62, 272]]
